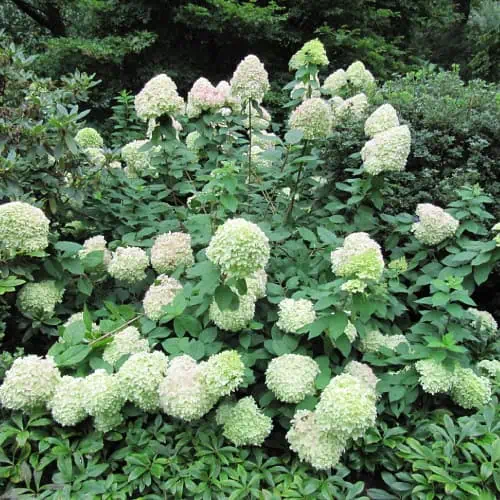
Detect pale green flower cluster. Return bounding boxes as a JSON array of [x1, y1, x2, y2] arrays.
[[451, 368, 492, 410], [331, 232, 384, 282], [276, 298, 316, 333], [206, 218, 270, 279], [186, 131, 202, 152], [345, 320, 358, 342], [344, 361, 378, 392], [49, 376, 87, 427], [230, 55, 269, 103], [288, 97, 332, 140], [364, 104, 399, 138], [0, 355, 61, 412], [215, 399, 236, 425], [102, 326, 150, 366], [75, 127, 104, 149], [412, 204, 459, 245], [85, 147, 106, 167], [245, 269, 268, 299], [134, 74, 184, 121], [341, 279, 367, 294], [468, 308, 498, 336], [209, 290, 256, 332], [108, 247, 149, 283], [345, 61, 376, 90], [289, 39, 329, 70], [151, 232, 194, 274], [361, 124, 411, 175], [359, 330, 408, 353], [415, 359, 455, 395], [79, 235, 112, 269], [331, 94, 368, 124], [202, 351, 245, 398], [118, 351, 169, 412], [17, 280, 64, 318], [0, 201, 50, 258], [323, 69, 347, 96], [221, 396, 272, 446], [477, 360, 500, 378], [265, 354, 319, 403], [143, 275, 183, 321], [121, 140, 159, 176]]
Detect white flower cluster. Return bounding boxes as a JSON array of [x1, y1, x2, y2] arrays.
[[331, 232, 385, 282], [134, 74, 185, 121], [364, 104, 399, 138], [265, 354, 319, 403], [121, 140, 160, 176], [345, 320, 358, 342], [202, 351, 245, 398], [108, 247, 149, 284], [451, 368, 492, 410], [344, 361, 379, 392], [467, 308, 498, 336], [79, 235, 112, 269], [0, 201, 50, 258], [245, 269, 268, 299], [209, 289, 256, 332], [151, 232, 194, 274], [276, 298, 316, 333], [102, 326, 150, 366], [49, 376, 87, 427], [230, 55, 269, 104], [323, 69, 348, 96], [289, 97, 332, 140], [415, 359, 455, 395], [330, 94, 368, 125], [359, 330, 408, 353], [75, 128, 104, 149], [17, 280, 64, 318], [186, 131, 202, 152], [186, 78, 229, 118], [477, 360, 500, 378], [206, 218, 270, 279], [412, 204, 459, 246], [345, 61, 375, 90], [143, 275, 183, 321], [289, 39, 329, 70]]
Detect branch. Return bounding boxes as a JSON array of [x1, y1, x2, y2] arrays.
[[10, 0, 66, 36]]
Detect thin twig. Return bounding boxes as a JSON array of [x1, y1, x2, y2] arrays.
[[89, 314, 143, 346]]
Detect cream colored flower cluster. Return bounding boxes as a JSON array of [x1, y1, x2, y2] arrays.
[[150, 232, 194, 274], [17, 280, 64, 319], [412, 204, 459, 245], [276, 298, 316, 333], [143, 274, 183, 321], [230, 55, 269, 104], [108, 247, 149, 284], [359, 330, 408, 353], [288, 97, 332, 140]]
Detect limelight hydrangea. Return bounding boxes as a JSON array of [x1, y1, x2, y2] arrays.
[[346, 61, 375, 90], [159, 355, 217, 421], [186, 77, 226, 117], [341, 279, 367, 294], [361, 125, 411, 175], [276, 299, 316, 333], [215, 399, 236, 425], [338, 94, 368, 120], [344, 361, 379, 393], [323, 69, 348, 96], [288, 97, 332, 140], [345, 320, 358, 342], [102, 326, 149, 366], [451, 368, 492, 409], [331, 232, 384, 282], [209, 291, 256, 332], [315, 374, 377, 440], [49, 376, 87, 426], [415, 359, 455, 395], [477, 360, 500, 378], [286, 410, 346, 470], [79, 235, 112, 268], [364, 104, 399, 138], [85, 147, 106, 168], [94, 411, 123, 433], [151, 232, 194, 274], [17, 280, 64, 318], [186, 131, 202, 152], [0, 201, 50, 257], [245, 269, 267, 299], [289, 39, 329, 69], [206, 218, 270, 279], [121, 140, 154, 175], [222, 396, 272, 446], [118, 351, 169, 412], [134, 74, 184, 121], [75, 128, 104, 149], [143, 275, 183, 321], [202, 351, 244, 398], [411, 204, 459, 246], [0, 355, 61, 412], [359, 330, 408, 353], [468, 308, 498, 335], [265, 354, 320, 403], [230, 55, 270, 103], [108, 247, 149, 283]]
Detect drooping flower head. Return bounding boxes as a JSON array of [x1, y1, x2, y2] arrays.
[[266, 354, 320, 403], [344, 361, 379, 393], [0, 201, 50, 258], [79, 235, 112, 269], [323, 69, 348, 96], [206, 218, 270, 279], [17, 280, 64, 318], [49, 376, 87, 426], [364, 104, 399, 138], [288, 97, 332, 140], [415, 359, 455, 395], [143, 274, 183, 321], [209, 291, 256, 332], [75, 127, 104, 149], [102, 326, 150, 366], [108, 247, 149, 284], [451, 367, 492, 409], [411, 204, 459, 246], [135, 74, 185, 121], [230, 55, 270, 104], [276, 298, 316, 334], [202, 350, 245, 398], [289, 39, 329, 70], [151, 232, 194, 274]]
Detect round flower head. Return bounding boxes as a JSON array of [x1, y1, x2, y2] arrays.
[[243, 104, 272, 130], [468, 308, 497, 336], [108, 247, 149, 284], [253, 131, 279, 151], [288, 97, 332, 140], [215, 399, 236, 425], [331, 232, 384, 282], [276, 298, 316, 334], [85, 147, 106, 168], [17, 280, 64, 319], [0, 355, 61, 412], [151, 232, 194, 274], [344, 361, 379, 393], [286, 410, 346, 470], [222, 396, 272, 446], [477, 360, 500, 378], [289, 39, 329, 70], [364, 104, 399, 138], [359, 330, 408, 353], [79, 235, 112, 269], [186, 131, 202, 152], [346, 61, 375, 90], [415, 359, 455, 395], [93, 411, 123, 433], [209, 291, 256, 332], [186, 77, 226, 117], [206, 218, 270, 279], [265, 354, 320, 403], [118, 351, 169, 412], [121, 140, 155, 175], [158, 355, 217, 421], [82, 370, 125, 420], [230, 55, 270, 104], [245, 269, 267, 299], [134, 74, 184, 121], [345, 320, 358, 342], [411, 204, 459, 246], [49, 376, 87, 426], [315, 374, 377, 440], [202, 350, 245, 398], [102, 326, 149, 366], [338, 93, 368, 120], [323, 69, 348, 96], [451, 368, 492, 410], [0, 201, 50, 258], [341, 279, 367, 294], [75, 128, 104, 149], [143, 275, 183, 321], [361, 124, 411, 175]]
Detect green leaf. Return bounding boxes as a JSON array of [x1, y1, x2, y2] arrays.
[[55, 345, 91, 367], [77, 278, 93, 296], [63, 321, 86, 345], [284, 129, 304, 144], [214, 285, 240, 311], [432, 292, 449, 307], [327, 312, 348, 340]]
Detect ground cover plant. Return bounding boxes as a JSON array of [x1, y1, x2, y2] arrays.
[[0, 36, 499, 499]]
